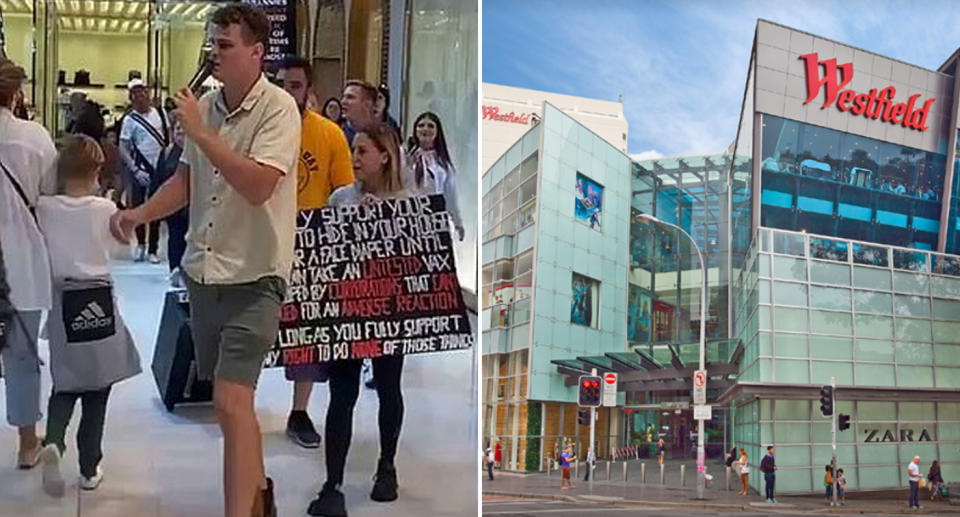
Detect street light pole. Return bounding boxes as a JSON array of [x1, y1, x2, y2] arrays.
[[637, 213, 707, 499]]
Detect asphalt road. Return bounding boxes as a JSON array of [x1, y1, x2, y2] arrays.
[[481, 497, 855, 517]]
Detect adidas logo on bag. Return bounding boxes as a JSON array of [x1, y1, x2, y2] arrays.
[[71, 301, 113, 331]]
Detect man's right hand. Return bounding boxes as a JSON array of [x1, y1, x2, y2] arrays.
[[110, 209, 141, 243]]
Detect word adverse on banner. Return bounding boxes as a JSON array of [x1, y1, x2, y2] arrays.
[[268, 195, 473, 367]]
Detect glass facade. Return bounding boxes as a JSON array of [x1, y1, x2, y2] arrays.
[[737, 227, 960, 388], [945, 129, 960, 256], [734, 399, 960, 493], [760, 115, 947, 251]]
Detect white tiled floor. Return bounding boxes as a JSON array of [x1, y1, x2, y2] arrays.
[[0, 262, 479, 516]]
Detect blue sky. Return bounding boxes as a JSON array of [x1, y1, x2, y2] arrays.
[[482, 0, 960, 160]]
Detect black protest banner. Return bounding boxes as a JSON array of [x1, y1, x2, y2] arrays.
[[267, 194, 474, 367]]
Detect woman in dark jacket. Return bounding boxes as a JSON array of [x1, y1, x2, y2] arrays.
[[928, 460, 944, 501]]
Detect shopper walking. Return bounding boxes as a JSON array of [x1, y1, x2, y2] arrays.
[[928, 460, 944, 501], [560, 444, 576, 490], [584, 446, 595, 481], [306, 123, 411, 517], [404, 111, 464, 241], [657, 438, 665, 466], [277, 55, 353, 449], [35, 135, 141, 496], [0, 57, 56, 472], [486, 447, 495, 481], [760, 446, 777, 503], [494, 440, 502, 468], [110, 5, 300, 516], [907, 456, 923, 509], [119, 78, 167, 264], [737, 448, 749, 495]]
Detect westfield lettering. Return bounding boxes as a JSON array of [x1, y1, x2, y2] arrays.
[[482, 105, 531, 125], [799, 53, 936, 131]]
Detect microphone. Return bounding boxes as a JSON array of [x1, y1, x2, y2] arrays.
[[187, 42, 214, 95]]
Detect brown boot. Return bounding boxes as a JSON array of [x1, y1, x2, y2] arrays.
[[251, 478, 276, 517]]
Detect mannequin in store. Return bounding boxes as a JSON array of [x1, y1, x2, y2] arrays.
[[109, 5, 300, 517], [118, 78, 168, 264], [276, 55, 353, 450]]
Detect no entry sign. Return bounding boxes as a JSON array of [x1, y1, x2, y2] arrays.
[[602, 372, 617, 407]]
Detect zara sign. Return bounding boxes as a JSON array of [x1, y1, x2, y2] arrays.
[[862, 427, 933, 443], [799, 53, 936, 131]]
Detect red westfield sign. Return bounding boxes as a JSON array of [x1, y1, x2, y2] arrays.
[[799, 53, 935, 131], [482, 105, 531, 125]]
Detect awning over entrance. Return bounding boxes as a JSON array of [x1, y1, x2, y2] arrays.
[[550, 339, 742, 395]]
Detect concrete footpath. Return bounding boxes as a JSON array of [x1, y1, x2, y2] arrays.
[[482, 463, 959, 515]]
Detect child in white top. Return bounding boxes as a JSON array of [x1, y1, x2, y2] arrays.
[[34, 134, 140, 497]]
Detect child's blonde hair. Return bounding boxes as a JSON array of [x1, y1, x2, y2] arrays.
[[57, 134, 104, 185]]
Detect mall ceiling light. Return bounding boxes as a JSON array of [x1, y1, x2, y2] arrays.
[[97, 18, 105, 31], [84, 0, 93, 13], [125, 1, 137, 17], [112, 0, 123, 15], [109, 18, 119, 31], [70, 0, 80, 13], [120, 19, 130, 32]]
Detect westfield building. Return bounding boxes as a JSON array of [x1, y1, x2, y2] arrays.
[[482, 19, 960, 494]]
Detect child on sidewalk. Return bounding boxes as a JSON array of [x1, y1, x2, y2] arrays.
[[837, 468, 847, 506], [34, 134, 141, 497], [824, 465, 834, 505]]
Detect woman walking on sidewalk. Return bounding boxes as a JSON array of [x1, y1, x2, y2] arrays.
[[737, 448, 749, 495], [928, 460, 944, 501]]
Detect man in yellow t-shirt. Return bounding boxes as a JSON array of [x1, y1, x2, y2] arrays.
[[278, 55, 354, 448]]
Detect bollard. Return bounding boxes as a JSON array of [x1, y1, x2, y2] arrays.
[[660, 463, 665, 484], [680, 464, 686, 487], [575, 459, 579, 479], [622, 461, 628, 483], [606, 460, 611, 480], [641, 462, 646, 483], [547, 458, 551, 476], [725, 465, 730, 490]]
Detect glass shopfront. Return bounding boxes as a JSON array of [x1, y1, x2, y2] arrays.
[[760, 115, 947, 251]]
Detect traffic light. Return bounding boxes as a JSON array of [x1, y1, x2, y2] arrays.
[[578, 409, 589, 426], [819, 385, 834, 416], [578, 375, 602, 407], [838, 413, 851, 431]]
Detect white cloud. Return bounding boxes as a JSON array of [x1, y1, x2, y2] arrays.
[[629, 150, 664, 161]]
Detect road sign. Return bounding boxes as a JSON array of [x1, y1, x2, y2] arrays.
[[693, 404, 712, 420], [693, 369, 706, 405], [660, 401, 690, 410], [602, 372, 617, 407]]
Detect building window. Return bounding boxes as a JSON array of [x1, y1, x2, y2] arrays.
[[571, 273, 600, 328], [575, 173, 603, 230]]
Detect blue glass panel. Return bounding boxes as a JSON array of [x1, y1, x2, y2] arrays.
[[797, 196, 833, 215], [838, 203, 871, 222], [762, 190, 792, 208], [876, 210, 908, 228], [913, 216, 939, 233]]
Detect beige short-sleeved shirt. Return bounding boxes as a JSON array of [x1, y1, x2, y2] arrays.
[[180, 74, 301, 285]]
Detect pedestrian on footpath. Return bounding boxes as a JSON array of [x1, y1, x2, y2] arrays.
[[907, 455, 923, 509], [759, 445, 777, 503], [495, 440, 502, 469], [560, 445, 576, 490], [737, 448, 749, 495], [836, 468, 846, 505], [485, 447, 494, 481], [657, 438, 665, 467], [824, 465, 834, 505], [584, 447, 595, 481], [928, 460, 944, 501]]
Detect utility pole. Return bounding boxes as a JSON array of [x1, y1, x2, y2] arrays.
[[831, 376, 838, 507], [590, 367, 596, 491]]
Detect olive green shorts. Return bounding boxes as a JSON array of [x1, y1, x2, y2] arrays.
[[184, 275, 286, 387]]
